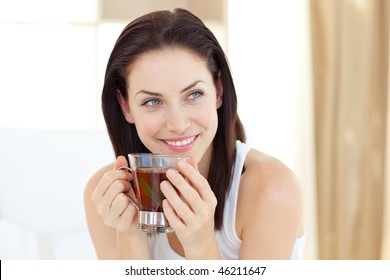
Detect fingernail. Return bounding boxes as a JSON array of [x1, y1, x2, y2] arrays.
[[160, 181, 169, 191], [167, 169, 177, 178], [178, 160, 187, 169]]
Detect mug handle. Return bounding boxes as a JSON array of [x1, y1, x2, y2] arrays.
[[118, 166, 139, 211]]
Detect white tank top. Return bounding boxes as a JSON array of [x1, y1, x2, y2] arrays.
[[148, 141, 306, 259]]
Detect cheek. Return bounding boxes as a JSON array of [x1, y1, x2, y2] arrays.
[[134, 115, 162, 140], [194, 105, 219, 131]]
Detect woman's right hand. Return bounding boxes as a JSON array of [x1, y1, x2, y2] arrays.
[[91, 155, 139, 233]]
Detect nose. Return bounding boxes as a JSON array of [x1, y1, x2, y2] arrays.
[[165, 105, 191, 133]]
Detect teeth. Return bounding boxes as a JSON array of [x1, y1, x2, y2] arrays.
[[165, 136, 196, 147]]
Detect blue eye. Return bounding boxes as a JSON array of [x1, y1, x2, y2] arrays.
[[188, 90, 204, 100], [142, 99, 162, 107]]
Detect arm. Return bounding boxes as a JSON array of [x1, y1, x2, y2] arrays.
[[84, 156, 150, 259], [237, 151, 304, 259]]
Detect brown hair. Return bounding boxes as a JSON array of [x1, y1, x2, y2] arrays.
[[101, 8, 245, 229]]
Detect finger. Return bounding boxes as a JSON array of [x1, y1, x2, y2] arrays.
[[165, 168, 203, 212], [114, 155, 134, 189], [160, 180, 194, 223], [114, 155, 133, 183], [117, 202, 138, 231], [106, 179, 131, 205], [176, 160, 215, 204], [110, 192, 131, 218], [107, 194, 137, 231], [162, 199, 186, 231], [92, 171, 131, 200], [92, 158, 132, 201], [114, 155, 128, 170], [98, 179, 131, 217]]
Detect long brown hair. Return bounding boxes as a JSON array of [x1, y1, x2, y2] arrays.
[[102, 8, 245, 229]]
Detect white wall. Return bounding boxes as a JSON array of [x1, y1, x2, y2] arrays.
[[0, 0, 101, 130], [227, 0, 318, 259]]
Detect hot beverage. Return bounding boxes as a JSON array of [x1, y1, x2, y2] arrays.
[[134, 167, 168, 212], [120, 153, 191, 233]]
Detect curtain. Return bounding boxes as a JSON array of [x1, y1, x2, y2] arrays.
[[310, 0, 390, 259], [382, 19, 390, 260]]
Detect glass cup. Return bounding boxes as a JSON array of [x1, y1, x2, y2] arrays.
[[120, 153, 191, 233]]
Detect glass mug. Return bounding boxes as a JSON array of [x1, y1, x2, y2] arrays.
[[120, 153, 191, 233]]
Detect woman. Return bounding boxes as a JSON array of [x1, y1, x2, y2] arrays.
[[84, 8, 305, 260]]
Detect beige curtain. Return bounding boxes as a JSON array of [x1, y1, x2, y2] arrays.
[[310, 0, 390, 259], [382, 11, 390, 259]]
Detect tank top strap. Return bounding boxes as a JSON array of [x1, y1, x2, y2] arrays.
[[215, 140, 251, 259]]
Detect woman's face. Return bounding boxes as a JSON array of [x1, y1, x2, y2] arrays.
[[119, 47, 223, 164]]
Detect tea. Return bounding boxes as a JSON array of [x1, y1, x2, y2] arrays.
[[125, 153, 190, 233], [134, 167, 168, 212]]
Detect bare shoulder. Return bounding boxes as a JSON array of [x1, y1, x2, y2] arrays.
[[236, 148, 304, 257], [242, 149, 302, 198]]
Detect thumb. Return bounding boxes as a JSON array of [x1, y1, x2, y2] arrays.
[[114, 155, 128, 170]]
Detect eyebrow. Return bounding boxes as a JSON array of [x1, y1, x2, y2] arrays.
[[135, 80, 203, 97]]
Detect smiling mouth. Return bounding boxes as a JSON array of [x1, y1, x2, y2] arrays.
[[163, 135, 197, 147]]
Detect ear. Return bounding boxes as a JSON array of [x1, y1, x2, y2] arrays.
[[116, 89, 135, 123], [216, 73, 223, 109]]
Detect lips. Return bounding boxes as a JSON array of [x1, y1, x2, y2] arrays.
[[164, 135, 196, 147], [160, 134, 199, 152]]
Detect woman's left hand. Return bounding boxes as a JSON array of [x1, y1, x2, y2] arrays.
[[160, 158, 219, 259]]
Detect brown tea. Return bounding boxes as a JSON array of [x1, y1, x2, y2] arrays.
[[134, 167, 168, 212]]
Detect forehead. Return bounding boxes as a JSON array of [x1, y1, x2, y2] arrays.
[[126, 47, 212, 92], [132, 46, 206, 65]]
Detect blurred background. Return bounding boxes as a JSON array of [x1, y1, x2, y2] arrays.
[[0, 0, 388, 260]]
